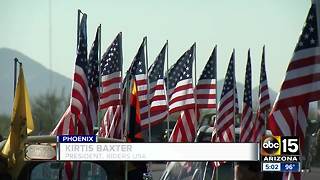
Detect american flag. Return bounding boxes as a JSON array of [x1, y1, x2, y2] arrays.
[[195, 46, 217, 110], [252, 46, 270, 142], [98, 75, 128, 139], [97, 106, 114, 137], [100, 33, 122, 110], [273, 3, 320, 108], [51, 108, 95, 136], [54, 14, 94, 180], [212, 50, 236, 143], [70, 14, 98, 135], [240, 50, 254, 142], [268, 2, 320, 179], [268, 1, 318, 147], [269, 104, 308, 180], [70, 14, 88, 120], [106, 105, 123, 138], [51, 107, 75, 135], [128, 38, 148, 129], [145, 43, 168, 128], [169, 109, 197, 142], [81, 26, 100, 135], [97, 105, 122, 139], [166, 44, 195, 114]]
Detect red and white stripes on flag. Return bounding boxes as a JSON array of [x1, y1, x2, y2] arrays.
[[50, 107, 75, 180], [210, 127, 224, 172], [51, 107, 75, 135], [195, 46, 217, 110], [146, 79, 168, 128], [167, 79, 194, 114], [107, 105, 123, 139], [169, 109, 197, 142], [70, 15, 100, 135], [144, 43, 168, 128], [212, 50, 236, 143], [269, 103, 309, 147], [268, 104, 309, 180], [167, 44, 196, 142], [240, 50, 254, 142], [166, 44, 195, 114], [100, 33, 122, 110], [70, 14, 90, 133], [85, 26, 100, 135], [136, 74, 148, 125], [97, 106, 114, 137], [100, 72, 122, 108], [97, 105, 123, 139], [253, 46, 271, 142]]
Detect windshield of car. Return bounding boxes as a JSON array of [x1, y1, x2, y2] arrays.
[[31, 162, 107, 180], [160, 161, 214, 180]]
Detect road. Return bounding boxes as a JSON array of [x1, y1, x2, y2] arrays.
[[302, 167, 320, 180]]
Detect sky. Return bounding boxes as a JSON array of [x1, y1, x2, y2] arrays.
[[0, 0, 311, 91]]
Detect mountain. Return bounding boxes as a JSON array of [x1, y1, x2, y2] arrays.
[[0, 48, 71, 115]]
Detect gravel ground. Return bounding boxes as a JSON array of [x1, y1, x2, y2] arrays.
[[302, 167, 320, 180]]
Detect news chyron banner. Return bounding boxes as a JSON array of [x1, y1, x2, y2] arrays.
[[57, 135, 258, 161], [261, 136, 301, 173], [24, 135, 260, 161]]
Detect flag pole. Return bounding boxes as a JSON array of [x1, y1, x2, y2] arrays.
[[144, 36, 152, 143], [75, 9, 82, 135], [77, 9, 81, 50], [97, 25, 102, 129], [262, 45, 268, 136], [124, 71, 131, 180], [48, 0, 52, 92], [13, 58, 22, 96], [119, 32, 124, 139], [315, 0, 320, 146], [209, 45, 218, 180], [144, 36, 154, 177], [13, 58, 19, 97], [194, 43, 197, 137], [318, 101, 320, 123], [202, 161, 208, 180], [166, 40, 170, 142], [232, 49, 236, 142], [73, 9, 82, 180], [232, 49, 236, 180], [214, 45, 218, 123], [48, 0, 53, 129]]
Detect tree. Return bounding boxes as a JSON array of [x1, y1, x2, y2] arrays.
[[0, 114, 10, 138], [31, 90, 68, 135]]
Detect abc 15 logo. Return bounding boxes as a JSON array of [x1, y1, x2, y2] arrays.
[[261, 136, 300, 156]]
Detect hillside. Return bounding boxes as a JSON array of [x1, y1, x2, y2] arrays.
[[0, 48, 71, 114]]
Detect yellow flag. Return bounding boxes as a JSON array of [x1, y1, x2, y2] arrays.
[[1, 66, 34, 166]]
